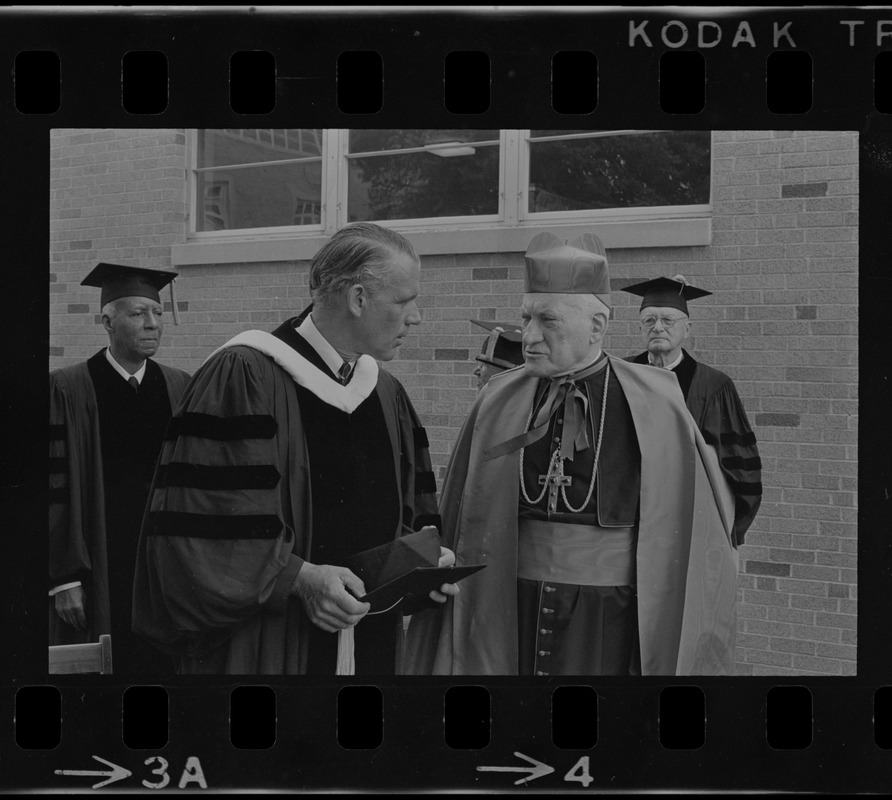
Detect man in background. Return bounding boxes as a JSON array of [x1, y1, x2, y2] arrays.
[[624, 275, 762, 545], [470, 319, 524, 391], [50, 263, 190, 674]]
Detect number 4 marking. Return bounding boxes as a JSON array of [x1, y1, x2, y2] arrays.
[[564, 756, 593, 788]]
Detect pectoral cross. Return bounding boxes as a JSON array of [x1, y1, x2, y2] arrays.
[[538, 472, 572, 513]]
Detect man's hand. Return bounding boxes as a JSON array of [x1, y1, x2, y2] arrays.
[[54, 585, 87, 630], [429, 546, 460, 604], [292, 562, 371, 633]]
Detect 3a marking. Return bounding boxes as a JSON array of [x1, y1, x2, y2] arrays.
[[55, 755, 207, 790], [143, 756, 207, 790]]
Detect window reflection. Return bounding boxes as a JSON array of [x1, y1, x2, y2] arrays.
[[528, 131, 711, 213]]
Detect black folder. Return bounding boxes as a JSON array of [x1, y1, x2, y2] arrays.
[[344, 529, 486, 613]]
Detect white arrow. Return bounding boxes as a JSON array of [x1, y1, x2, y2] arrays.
[[477, 751, 555, 785], [55, 754, 132, 789]]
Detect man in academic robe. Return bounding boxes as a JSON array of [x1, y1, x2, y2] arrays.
[[470, 319, 524, 391], [50, 263, 191, 674], [132, 222, 458, 675], [623, 275, 762, 546], [403, 232, 740, 676]]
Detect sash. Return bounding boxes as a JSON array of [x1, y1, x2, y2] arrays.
[[518, 520, 637, 587]]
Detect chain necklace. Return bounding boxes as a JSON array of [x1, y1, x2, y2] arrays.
[[519, 445, 561, 505], [518, 363, 611, 513]]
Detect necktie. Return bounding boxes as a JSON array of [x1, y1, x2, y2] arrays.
[[128, 376, 139, 393], [338, 361, 352, 385]]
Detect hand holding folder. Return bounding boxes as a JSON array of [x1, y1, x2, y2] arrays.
[[344, 527, 486, 613]]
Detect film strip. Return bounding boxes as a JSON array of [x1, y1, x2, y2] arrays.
[[3, 5, 891, 793]]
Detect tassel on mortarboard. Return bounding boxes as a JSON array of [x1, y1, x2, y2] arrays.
[[169, 276, 180, 326]]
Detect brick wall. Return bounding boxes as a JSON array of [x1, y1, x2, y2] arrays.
[[50, 129, 193, 369], [49, 129, 858, 676]]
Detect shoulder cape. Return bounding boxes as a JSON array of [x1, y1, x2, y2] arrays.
[[403, 357, 738, 676]]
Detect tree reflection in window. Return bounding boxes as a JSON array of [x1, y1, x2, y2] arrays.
[[347, 130, 501, 222], [528, 131, 711, 213]]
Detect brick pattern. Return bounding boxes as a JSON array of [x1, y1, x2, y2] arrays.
[[49, 129, 858, 676]]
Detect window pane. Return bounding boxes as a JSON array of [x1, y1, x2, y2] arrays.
[[198, 129, 322, 168], [196, 161, 322, 231], [528, 131, 710, 213], [347, 146, 500, 222], [348, 129, 500, 154]]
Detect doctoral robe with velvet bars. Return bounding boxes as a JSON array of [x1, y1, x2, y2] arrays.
[[49, 352, 190, 673], [628, 349, 762, 545], [131, 317, 439, 675]]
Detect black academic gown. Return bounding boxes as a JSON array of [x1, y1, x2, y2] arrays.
[[132, 313, 440, 675], [628, 349, 762, 544], [49, 350, 190, 674]]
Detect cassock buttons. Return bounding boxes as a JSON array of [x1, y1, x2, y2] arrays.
[[540, 628, 549, 635], [536, 671, 549, 676], [542, 608, 554, 615], [538, 650, 550, 657], [553, 436, 561, 443], [544, 586, 556, 593]]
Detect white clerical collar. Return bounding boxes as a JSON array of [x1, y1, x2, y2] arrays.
[[648, 351, 684, 371], [105, 347, 146, 384], [296, 313, 355, 377]]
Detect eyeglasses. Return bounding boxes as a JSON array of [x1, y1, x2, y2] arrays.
[[640, 315, 685, 329]]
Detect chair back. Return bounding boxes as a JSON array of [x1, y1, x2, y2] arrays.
[[48, 634, 112, 674]]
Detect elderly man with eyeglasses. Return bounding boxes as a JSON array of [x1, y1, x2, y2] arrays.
[[624, 276, 762, 547]]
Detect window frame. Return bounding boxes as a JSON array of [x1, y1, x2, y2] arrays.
[[518, 129, 713, 225], [176, 129, 713, 264]]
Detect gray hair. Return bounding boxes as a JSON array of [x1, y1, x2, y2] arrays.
[[101, 300, 121, 321], [309, 223, 418, 308]]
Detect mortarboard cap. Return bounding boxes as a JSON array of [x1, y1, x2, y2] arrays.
[[622, 274, 712, 315], [523, 231, 611, 309], [344, 528, 486, 613], [470, 319, 524, 370], [81, 262, 181, 324]]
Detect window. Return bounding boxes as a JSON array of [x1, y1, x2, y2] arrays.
[[193, 129, 323, 232], [179, 129, 712, 262], [524, 130, 711, 216], [346, 130, 502, 223]]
